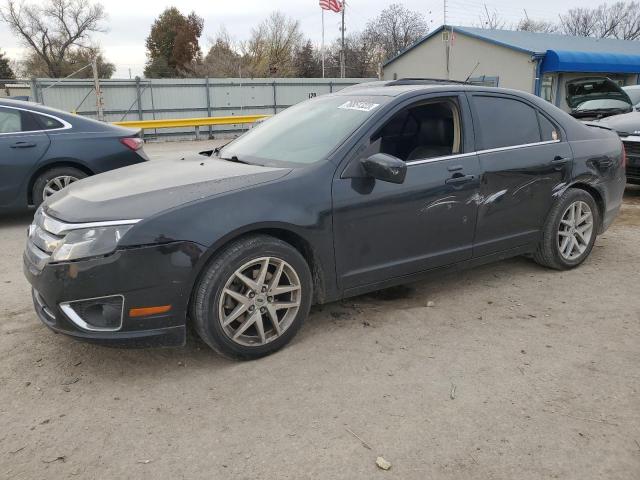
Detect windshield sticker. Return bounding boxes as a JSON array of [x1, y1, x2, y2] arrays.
[[338, 100, 380, 112]]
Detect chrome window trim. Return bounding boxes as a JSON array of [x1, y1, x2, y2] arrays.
[[42, 211, 141, 235], [59, 294, 125, 332], [0, 104, 73, 135], [406, 139, 561, 166]]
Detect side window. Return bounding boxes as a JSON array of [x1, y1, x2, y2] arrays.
[[35, 114, 64, 130], [538, 113, 560, 142], [0, 108, 41, 133], [0, 108, 22, 133], [369, 99, 462, 162], [473, 96, 541, 150]]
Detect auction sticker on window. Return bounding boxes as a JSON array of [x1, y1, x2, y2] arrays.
[[338, 100, 380, 112]]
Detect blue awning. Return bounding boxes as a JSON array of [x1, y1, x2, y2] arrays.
[[541, 50, 640, 74]]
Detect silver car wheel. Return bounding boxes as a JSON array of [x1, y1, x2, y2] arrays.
[[557, 200, 594, 261], [218, 256, 301, 347], [43, 175, 79, 198]]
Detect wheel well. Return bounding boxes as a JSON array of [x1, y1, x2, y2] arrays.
[[28, 161, 94, 204], [192, 228, 327, 308], [569, 183, 605, 229], [243, 228, 326, 304]]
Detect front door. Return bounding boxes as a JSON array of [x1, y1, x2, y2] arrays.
[[0, 107, 50, 206], [332, 94, 480, 292]]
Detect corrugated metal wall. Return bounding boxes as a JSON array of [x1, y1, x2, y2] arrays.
[[30, 77, 375, 138]]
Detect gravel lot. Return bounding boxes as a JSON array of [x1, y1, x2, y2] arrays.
[[1, 143, 639, 479]]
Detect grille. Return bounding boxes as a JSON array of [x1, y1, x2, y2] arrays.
[[623, 140, 640, 159], [627, 165, 640, 178]]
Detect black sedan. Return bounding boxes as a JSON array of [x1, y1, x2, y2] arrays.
[[0, 98, 147, 211], [23, 80, 626, 360]]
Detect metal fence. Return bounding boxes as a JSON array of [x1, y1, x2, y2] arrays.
[[2, 77, 375, 139]]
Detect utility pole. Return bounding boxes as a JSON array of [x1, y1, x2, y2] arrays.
[[443, 0, 447, 25], [91, 57, 104, 121], [340, 1, 346, 78]]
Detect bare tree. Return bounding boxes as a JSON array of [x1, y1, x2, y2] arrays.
[[196, 28, 245, 78], [1, 0, 108, 77], [559, 8, 597, 37], [363, 3, 429, 61], [615, 1, 640, 39], [517, 12, 558, 33], [478, 4, 506, 30], [242, 11, 302, 77], [325, 33, 380, 78], [560, 1, 640, 40]]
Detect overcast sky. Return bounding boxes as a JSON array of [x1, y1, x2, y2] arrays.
[[0, 0, 617, 78]]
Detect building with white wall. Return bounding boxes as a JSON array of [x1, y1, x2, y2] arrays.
[[383, 25, 640, 111]]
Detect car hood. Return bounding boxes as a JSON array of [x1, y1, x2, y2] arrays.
[[592, 111, 640, 136], [566, 77, 633, 109], [44, 155, 292, 223]]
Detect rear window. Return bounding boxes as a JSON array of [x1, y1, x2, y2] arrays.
[[472, 96, 541, 149], [35, 114, 64, 130]]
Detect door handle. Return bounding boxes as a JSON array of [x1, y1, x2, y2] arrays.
[[10, 141, 36, 148], [445, 174, 475, 185], [551, 156, 569, 164]]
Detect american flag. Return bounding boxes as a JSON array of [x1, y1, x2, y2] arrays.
[[319, 0, 342, 13]]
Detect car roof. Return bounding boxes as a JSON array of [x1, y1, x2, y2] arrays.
[[337, 80, 531, 99], [0, 97, 74, 117]]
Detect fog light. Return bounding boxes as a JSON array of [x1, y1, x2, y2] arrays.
[[59, 295, 124, 332]]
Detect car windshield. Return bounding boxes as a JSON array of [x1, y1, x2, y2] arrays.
[[574, 99, 632, 111], [623, 87, 640, 107], [219, 95, 390, 166]]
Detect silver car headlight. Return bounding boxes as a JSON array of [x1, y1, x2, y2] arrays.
[[51, 225, 134, 262]]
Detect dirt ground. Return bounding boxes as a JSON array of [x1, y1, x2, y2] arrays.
[[1, 150, 639, 478]]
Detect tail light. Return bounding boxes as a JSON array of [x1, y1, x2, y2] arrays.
[[120, 137, 144, 151]]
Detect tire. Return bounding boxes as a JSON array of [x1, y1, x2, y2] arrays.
[[533, 188, 600, 270], [32, 167, 88, 206], [191, 235, 313, 360]]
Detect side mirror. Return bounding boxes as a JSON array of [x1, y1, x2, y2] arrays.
[[360, 153, 407, 184]]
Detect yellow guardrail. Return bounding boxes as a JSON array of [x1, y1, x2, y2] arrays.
[[113, 114, 270, 130]]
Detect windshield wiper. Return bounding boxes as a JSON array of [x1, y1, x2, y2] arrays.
[[213, 140, 233, 156], [220, 155, 251, 165]]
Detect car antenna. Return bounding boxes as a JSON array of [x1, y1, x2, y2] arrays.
[[464, 62, 480, 83]]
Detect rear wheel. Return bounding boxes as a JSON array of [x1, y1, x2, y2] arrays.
[[32, 167, 87, 206], [191, 235, 312, 360], [534, 189, 599, 270]]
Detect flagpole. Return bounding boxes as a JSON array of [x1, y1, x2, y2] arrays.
[[321, 9, 325, 78], [340, 1, 345, 78]]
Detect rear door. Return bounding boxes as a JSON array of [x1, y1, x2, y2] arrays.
[[468, 93, 573, 256], [0, 107, 51, 206]]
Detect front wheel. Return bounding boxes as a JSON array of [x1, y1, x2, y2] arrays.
[[191, 235, 312, 360], [534, 189, 599, 270]]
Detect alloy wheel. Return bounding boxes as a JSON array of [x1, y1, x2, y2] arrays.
[[557, 200, 594, 261], [43, 175, 79, 198], [218, 257, 301, 347]]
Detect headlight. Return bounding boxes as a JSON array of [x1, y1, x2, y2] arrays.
[[51, 225, 134, 262]]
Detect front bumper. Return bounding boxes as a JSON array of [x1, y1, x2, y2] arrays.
[[23, 241, 205, 347]]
